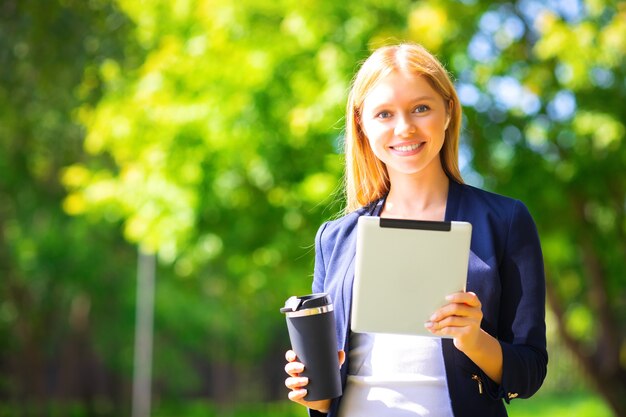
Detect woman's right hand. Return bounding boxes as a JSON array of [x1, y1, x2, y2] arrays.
[[284, 349, 345, 413]]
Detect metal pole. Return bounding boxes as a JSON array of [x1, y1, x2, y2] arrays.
[[132, 247, 155, 417]]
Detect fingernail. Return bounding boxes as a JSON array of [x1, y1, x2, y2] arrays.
[[425, 321, 433, 328], [445, 294, 454, 301], [430, 314, 437, 321]]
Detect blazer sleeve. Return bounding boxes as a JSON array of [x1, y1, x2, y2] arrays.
[[483, 200, 548, 402], [309, 222, 331, 417], [312, 221, 329, 294]]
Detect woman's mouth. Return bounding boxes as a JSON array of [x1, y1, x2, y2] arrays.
[[390, 142, 425, 153]]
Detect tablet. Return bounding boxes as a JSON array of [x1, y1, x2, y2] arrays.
[[351, 216, 472, 336]]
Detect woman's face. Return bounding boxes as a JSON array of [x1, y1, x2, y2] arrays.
[[360, 70, 450, 179]]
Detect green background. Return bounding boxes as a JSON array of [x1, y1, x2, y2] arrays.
[[1, 0, 624, 416]]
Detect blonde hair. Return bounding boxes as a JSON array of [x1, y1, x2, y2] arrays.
[[344, 43, 463, 213]]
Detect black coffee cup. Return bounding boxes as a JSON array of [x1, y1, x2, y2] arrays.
[[280, 293, 342, 401]]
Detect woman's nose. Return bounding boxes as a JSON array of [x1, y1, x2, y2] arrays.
[[394, 114, 416, 137]]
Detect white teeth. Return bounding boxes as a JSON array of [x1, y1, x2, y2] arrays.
[[394, 143, 422, 152]]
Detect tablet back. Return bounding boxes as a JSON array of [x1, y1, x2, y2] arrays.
[[352, 216, 472, 336]]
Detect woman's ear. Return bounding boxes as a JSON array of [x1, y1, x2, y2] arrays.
[[445, 100, 453, 129]]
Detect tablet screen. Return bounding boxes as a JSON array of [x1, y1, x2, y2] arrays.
[[352, 216, 472, 336]]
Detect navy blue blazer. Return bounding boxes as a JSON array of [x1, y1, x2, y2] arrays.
[[309, 180, 547, 417]]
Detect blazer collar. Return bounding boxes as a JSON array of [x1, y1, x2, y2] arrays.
[[445, 179, 463, 221]]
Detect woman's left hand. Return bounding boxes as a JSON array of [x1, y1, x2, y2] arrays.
[[426, 291, 504, 384], [425, 291, 483, 353]]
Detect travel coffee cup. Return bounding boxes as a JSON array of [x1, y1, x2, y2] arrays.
[[280, 293, 342, 401]]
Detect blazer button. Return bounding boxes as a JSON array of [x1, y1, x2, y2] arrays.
[[507, 392, 519, 399]]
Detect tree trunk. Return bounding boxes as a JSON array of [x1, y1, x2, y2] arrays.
[[546, 282, 626, 417]]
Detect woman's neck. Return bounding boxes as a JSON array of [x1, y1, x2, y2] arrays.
[[382, 168, 450, 221]]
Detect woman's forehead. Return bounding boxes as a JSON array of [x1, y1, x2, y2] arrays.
[[362, 71, 442, 108]]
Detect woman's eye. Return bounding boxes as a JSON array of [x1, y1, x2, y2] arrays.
[[414, 105, 430, 113], [376, 111, 392, 119]]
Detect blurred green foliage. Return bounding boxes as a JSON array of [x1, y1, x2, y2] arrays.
[[0, 0, 139, 414], [1, 0, 625, 415]]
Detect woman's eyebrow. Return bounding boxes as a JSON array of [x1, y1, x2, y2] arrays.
[[411, 95, 437, 102], [373, 95, 438, 105], [366, 95, 438, 110]]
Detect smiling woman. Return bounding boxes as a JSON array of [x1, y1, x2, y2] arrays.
[[282, 43, 548, 417]]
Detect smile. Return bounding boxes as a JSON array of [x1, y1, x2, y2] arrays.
[[390, 142, 424, 152]]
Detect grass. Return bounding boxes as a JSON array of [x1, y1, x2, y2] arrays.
[[506, 391, 615, 417], [150, 391, 615, 417], [0, 390, 612, 417], [153, 400, 303, 417]]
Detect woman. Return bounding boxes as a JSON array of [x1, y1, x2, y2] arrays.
[[284, 43, 547, 417]]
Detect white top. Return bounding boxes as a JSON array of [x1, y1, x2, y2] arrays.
[[337, 332, 454, 417]]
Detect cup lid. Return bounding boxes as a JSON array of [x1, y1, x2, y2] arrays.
[[280, 293, 331, 313]]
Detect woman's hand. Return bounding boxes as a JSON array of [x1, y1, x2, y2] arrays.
[[425, 291, 483, 353], [284, 349, 345, 413], [425, 291, 503, 384]]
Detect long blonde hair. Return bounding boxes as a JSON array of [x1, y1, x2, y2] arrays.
[[344, 43, 463, 213]]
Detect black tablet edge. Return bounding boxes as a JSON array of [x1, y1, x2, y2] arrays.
[[379, 217, 451, 231]]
